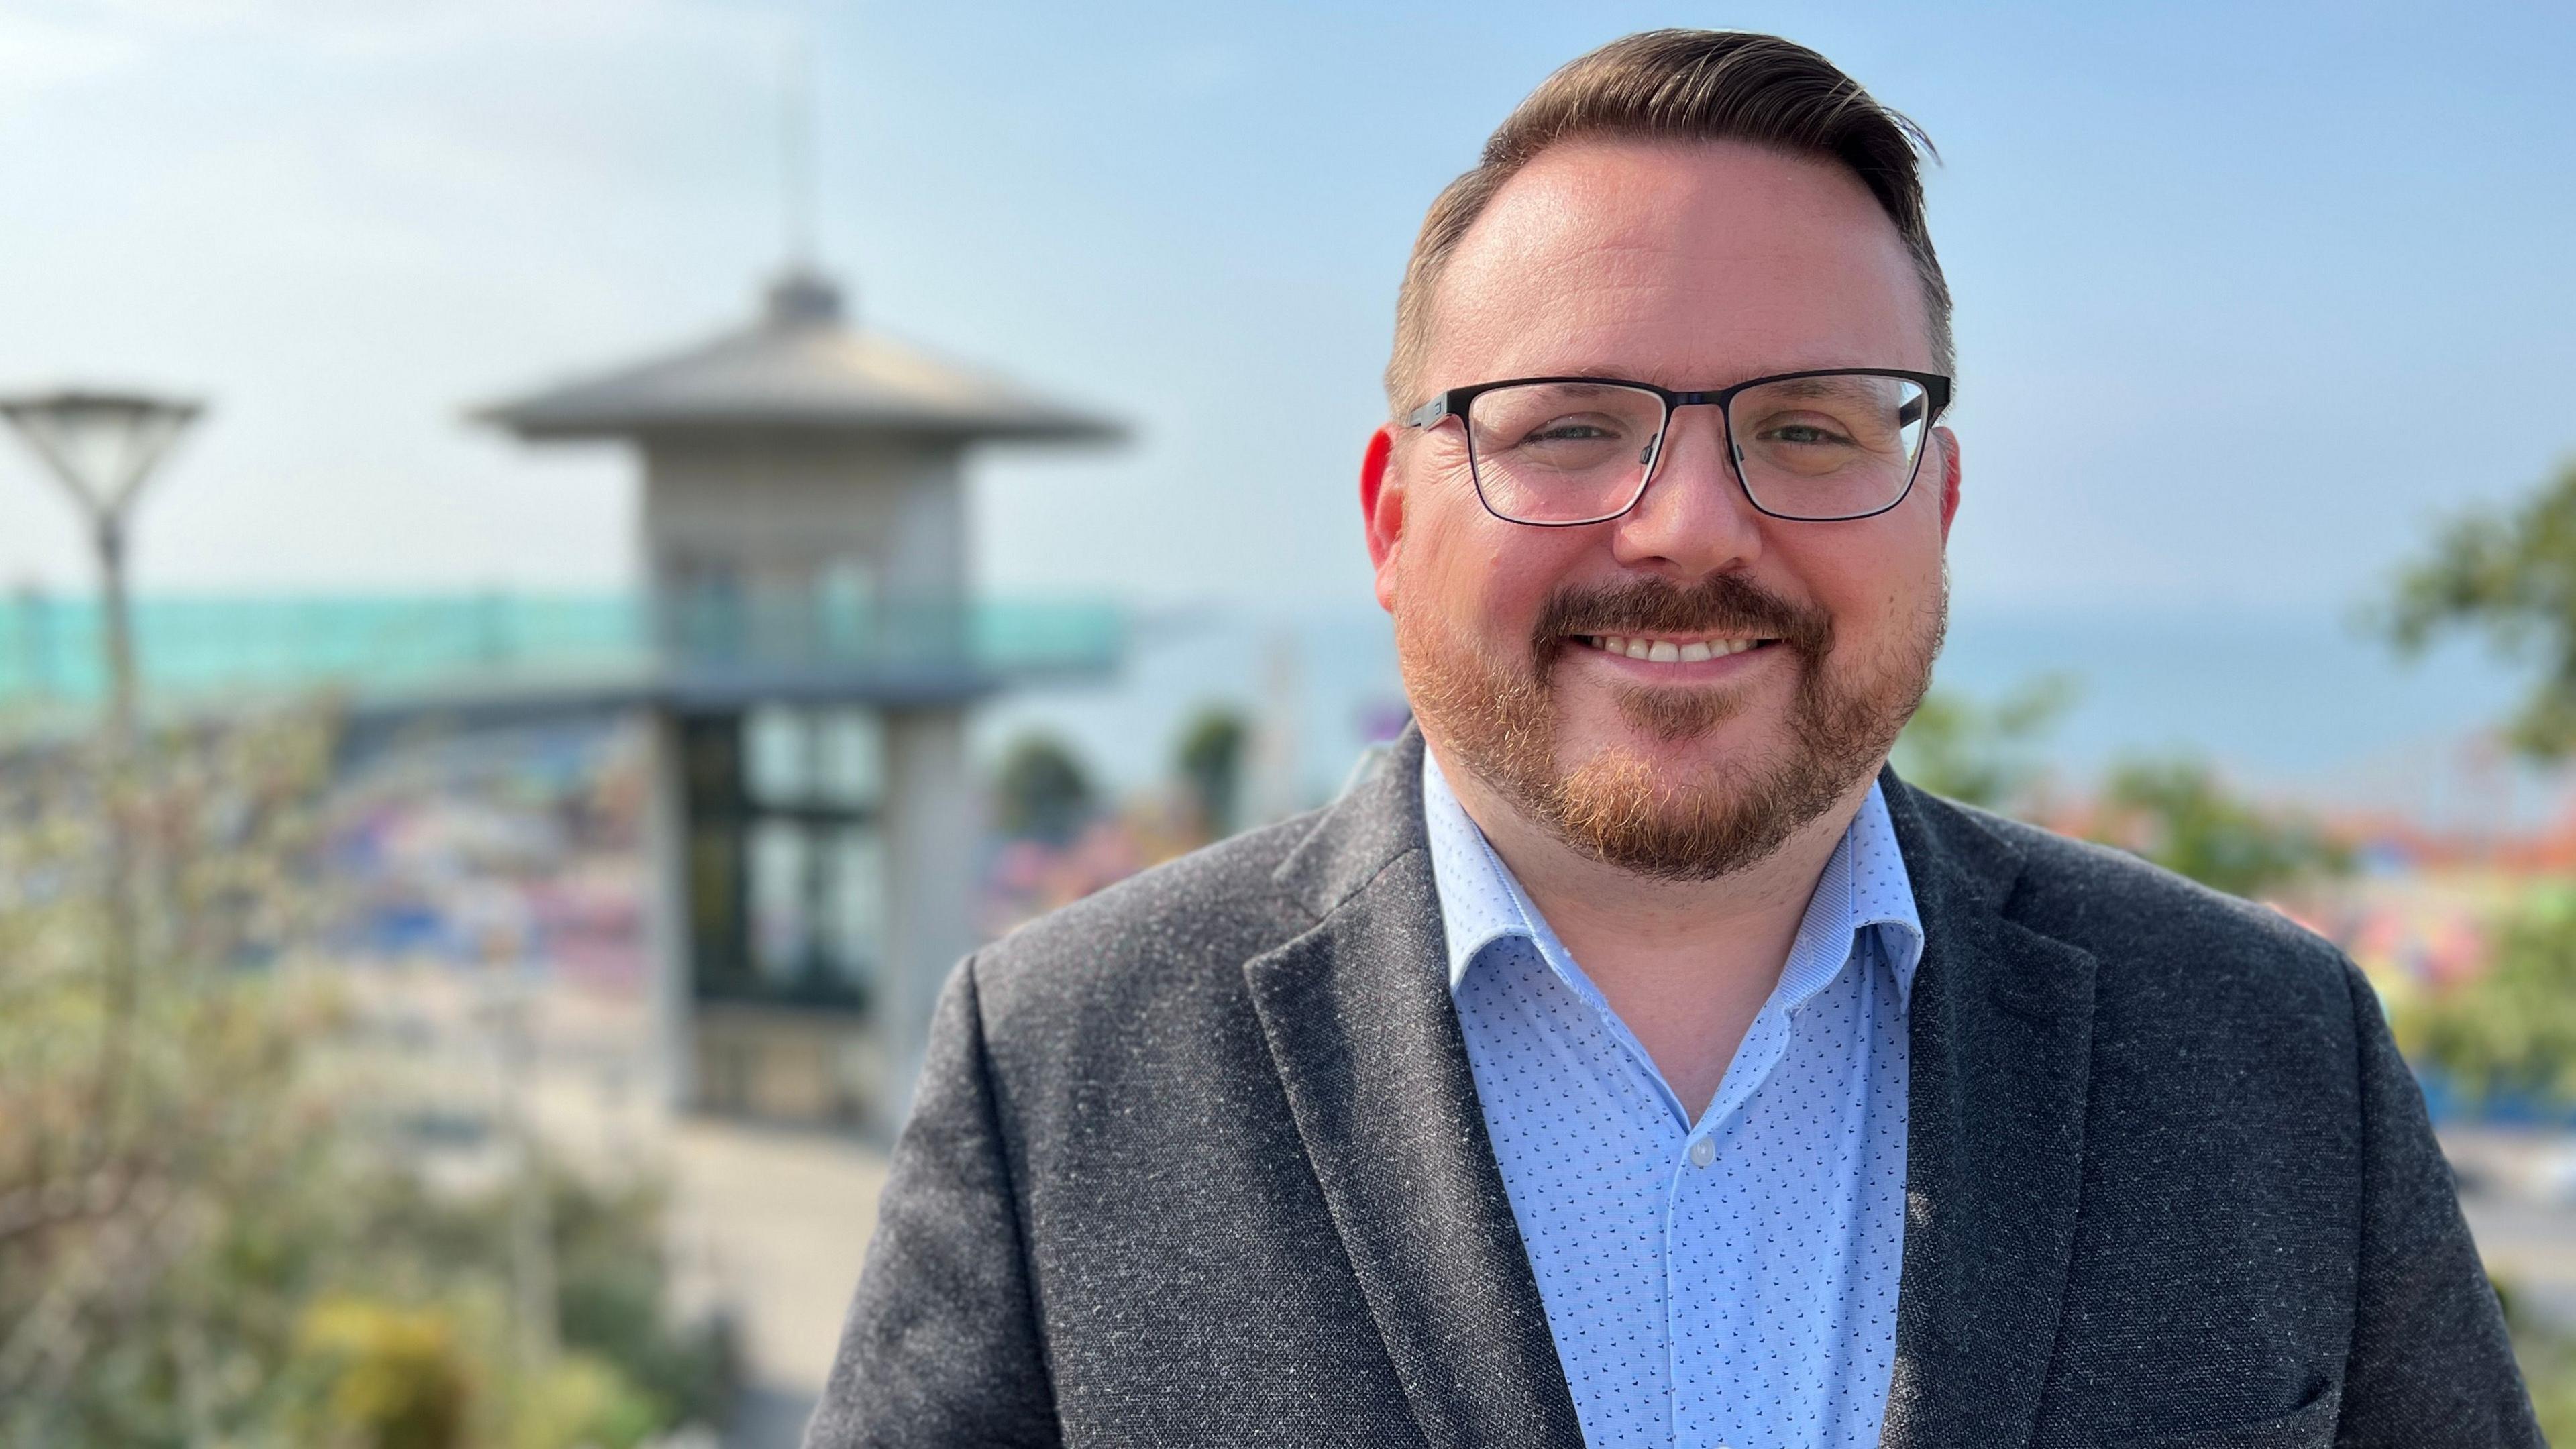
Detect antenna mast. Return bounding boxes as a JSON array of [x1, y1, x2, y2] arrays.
[[782, 23, 818, 270]]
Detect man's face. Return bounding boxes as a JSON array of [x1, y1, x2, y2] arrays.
[[1367, 138, 1960, 880]]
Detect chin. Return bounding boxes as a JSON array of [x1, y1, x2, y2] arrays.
[[1562, 720, 1742, 775], [1559, 683, 1776, 763]]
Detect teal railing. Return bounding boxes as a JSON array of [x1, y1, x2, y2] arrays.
[[0, 592, 1122, 706]]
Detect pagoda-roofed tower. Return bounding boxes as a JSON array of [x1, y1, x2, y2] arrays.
[[485, 268, 1113, 440], [482, 267, 1122, 1131]]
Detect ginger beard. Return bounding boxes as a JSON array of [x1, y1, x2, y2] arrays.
[[1399, 570, 1946, 881]]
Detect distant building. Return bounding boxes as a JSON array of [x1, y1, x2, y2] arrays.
[[480, 266, 1122, 1132]]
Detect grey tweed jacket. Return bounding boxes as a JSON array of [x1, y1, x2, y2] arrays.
[[806, 729, 2542, 1448]]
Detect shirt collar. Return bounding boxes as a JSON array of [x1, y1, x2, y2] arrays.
[[1421, 749, 1925, 1008]]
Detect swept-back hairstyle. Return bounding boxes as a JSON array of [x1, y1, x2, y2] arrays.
[[1385, 30, 1950, 411]]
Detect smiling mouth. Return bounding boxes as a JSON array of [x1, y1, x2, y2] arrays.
[[1575, 633, 1779, 664]]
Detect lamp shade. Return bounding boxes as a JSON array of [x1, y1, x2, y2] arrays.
[[0, 388, 201, 514]]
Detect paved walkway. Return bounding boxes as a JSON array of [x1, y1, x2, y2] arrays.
[[664, 1120, 890, 1449], [2448, 1127, 2576, 1332]]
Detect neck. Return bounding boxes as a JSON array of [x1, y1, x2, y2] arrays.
[[1430, 737, 1878, 1118]]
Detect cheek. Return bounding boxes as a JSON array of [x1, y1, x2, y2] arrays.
[[1401, 480, 1573, 637], [1778, 521, 1943, 643]]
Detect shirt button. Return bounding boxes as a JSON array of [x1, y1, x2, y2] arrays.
[[1688, 1137, 1715, 1169]]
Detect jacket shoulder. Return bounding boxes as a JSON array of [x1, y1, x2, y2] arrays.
[[1914, 789, 2357, 1021]]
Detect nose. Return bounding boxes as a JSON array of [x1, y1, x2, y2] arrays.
[[1608, 402, 1765, 578]]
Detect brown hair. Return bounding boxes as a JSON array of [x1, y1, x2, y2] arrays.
[[1385, 30, 1951, 411]]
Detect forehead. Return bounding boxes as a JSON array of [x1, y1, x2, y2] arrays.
[[1426, 138, 1931, 388]]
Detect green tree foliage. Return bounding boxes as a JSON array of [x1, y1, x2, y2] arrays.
[[2376, 453, 2576, 1420], [2091, 756, 2351, 900], [290, 1299, 473, 1449], [1175, 706, 1249, 841], [0, 709, 731, 1447], [994, 732, 1095, 843], [1891, 674, 2076, 810], [2396, 893, 2576, 1108], [2382, 455, 2576, 758], [0, 709, 345, 1444]]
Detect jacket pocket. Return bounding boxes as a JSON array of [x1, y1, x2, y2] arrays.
[[2099, 1381, 2339, 1449]]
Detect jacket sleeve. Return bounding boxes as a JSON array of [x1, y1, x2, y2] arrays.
[[803, 957, 1062, 1449], [2335, 961, 2543, 1447]]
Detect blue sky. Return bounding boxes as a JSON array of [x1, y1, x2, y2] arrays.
[[2, 0, 2571, 622]]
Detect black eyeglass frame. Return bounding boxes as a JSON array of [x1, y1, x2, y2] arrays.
[[1403, 367, 1954, 526]]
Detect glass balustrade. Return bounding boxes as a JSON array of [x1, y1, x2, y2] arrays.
[[0, 590, 1122, 707]]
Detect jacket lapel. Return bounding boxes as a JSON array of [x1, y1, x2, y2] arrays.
[[1242, 730, 1587, 1449], [1878, 771, 2100, 1448]]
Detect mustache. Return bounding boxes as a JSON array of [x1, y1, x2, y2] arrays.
[[1529, 574, 1832, 663]]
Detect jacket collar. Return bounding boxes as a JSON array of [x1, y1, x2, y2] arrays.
[[1267, 726, 1430, 921], [1244, 725, 1588, 1449], [1244, 728, 2096, 1448], [1874, 763, 2098, 1447]]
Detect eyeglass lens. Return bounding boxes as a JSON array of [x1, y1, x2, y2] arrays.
[[1462, 375, 1931, 523]]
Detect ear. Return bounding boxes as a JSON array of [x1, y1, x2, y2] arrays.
[[1933, 425, 1962, 542], [1361, 425, 1403, 612]]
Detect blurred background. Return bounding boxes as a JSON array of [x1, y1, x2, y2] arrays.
[[4, 1, 2574, 1444]]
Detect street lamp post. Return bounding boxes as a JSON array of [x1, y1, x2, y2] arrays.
[[0, 390, 200, 747], [0, 388, 201, 1150]]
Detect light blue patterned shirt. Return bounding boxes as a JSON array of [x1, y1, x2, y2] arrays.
[[1422, 751, 1924, 1449]]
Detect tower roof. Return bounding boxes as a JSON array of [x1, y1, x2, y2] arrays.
[[476, 270, 1123, 446]]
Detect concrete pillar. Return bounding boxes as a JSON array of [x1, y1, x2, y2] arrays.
[[640, 709, 696, 1112], [877, 706, 975, 1135]]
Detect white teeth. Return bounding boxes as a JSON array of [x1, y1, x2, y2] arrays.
[[1585, 634, 1769, 661]]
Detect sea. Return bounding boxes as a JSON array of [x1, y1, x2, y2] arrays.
[[975, 602, 2573, 835]]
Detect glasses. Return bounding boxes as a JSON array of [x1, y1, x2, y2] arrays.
[[1404, 368, 1951, 525]]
